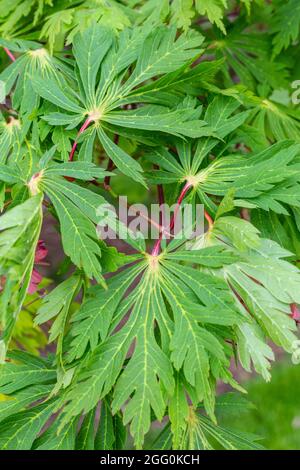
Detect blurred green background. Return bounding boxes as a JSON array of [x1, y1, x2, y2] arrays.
[[221, 362, 300, 450]]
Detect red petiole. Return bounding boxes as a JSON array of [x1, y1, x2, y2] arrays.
[[69, 117, 92, 161], [291, 303, 300, 323], [151, 181, 214, 256], [3, 47, 16, 62]]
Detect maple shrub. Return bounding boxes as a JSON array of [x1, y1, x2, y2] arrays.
[[0, 0, 300, 451]]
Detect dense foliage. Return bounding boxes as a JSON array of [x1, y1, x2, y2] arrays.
[[0, 0, 300, 450]]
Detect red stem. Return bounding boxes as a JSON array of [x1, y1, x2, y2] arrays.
[[151, 182, 192, 256], [204, 210, 214, 229], [151, 181, 215, 256], [169, 182, 192, 232], [151, 232, 164, 257], [69, 117, 92, 161], [3, 47, 16, 62], [290, 303, 300, 324]]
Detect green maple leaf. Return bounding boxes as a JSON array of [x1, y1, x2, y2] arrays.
[[30, 22, 211, 183], [0, 40, 72, 116], [1, 0, 300, 452], [56, 244, 244, 447]]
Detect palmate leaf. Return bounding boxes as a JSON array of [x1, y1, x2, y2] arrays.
[[1, 0, 300, 452], [58, 245, 243, 446], [56, 219, 300, 447], [187, 210, 300, 381], [0, 41, 73, 116], [148, 135, 300, 216], [31, 22, 210, 183], [146, 95, 250, 182]]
